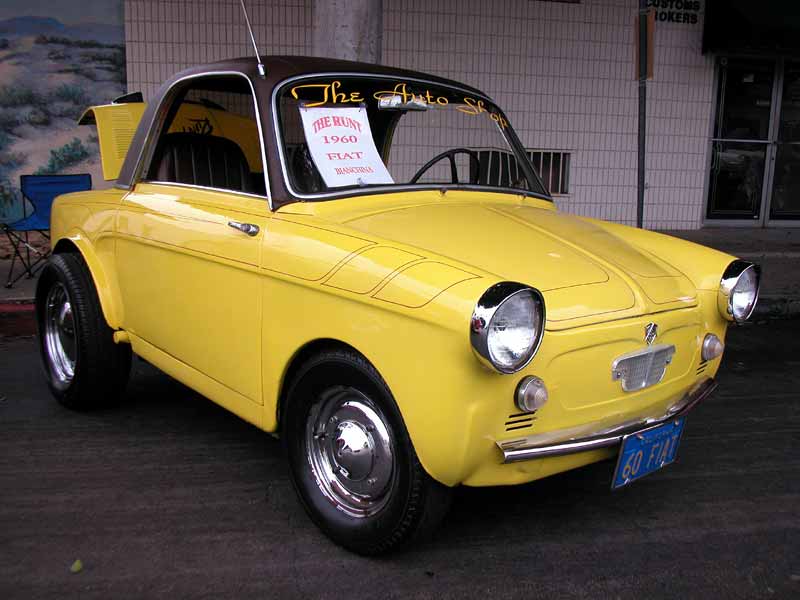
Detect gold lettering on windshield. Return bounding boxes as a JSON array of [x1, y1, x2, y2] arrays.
[[291, 80, 509, 128], [457, 97, 508, 129], [290, 80, 364, 107], [372, 83, 449, 106]]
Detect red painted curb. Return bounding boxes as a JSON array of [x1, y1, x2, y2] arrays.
[[0, 302, 37, 337], [0, 302, 35, 313]]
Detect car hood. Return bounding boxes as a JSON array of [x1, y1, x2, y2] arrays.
[[327, 199, 697, 326]]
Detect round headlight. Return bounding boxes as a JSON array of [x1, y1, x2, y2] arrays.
[[718, 261, 760, 324], [470, 282, 545, 374]]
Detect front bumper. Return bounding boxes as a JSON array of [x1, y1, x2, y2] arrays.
[[498, 378, 717, 463]]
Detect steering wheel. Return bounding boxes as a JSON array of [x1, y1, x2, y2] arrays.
[[410, 148, 481, 185]]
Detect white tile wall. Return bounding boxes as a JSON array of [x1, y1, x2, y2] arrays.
[[644, 7, 714, 229], [125, 0, 715, 229], [383, 0, 714, 229], [125, 0, 311, 100]]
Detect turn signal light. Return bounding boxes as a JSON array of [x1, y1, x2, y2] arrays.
[[701, 334, 724, 361], [515, 376, 548, 413]]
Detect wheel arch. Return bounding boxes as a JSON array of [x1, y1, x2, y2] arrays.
[[49, 234, 123, 329], [276, 337, 376, 434], [260, 281, 483, 488]]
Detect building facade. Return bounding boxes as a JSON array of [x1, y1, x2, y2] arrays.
[[123, 0, 799, 230]]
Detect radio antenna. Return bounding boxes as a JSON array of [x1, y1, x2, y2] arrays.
[[240, 0, 265, 78]]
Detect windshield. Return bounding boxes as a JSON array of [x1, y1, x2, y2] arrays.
[[275, 75, 547, 199]]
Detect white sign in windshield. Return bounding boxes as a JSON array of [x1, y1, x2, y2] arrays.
[[299, 106, 394, 188]]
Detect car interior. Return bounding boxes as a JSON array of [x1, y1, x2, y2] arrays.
[[146, 76, 266, 196]]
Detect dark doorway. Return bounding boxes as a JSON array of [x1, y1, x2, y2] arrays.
[[707, 57, 800, 224]]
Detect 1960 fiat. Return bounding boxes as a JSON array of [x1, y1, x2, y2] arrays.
[[37, 56, 760, 554]]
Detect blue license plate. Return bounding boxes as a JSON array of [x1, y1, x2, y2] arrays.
[[612, 417, 686, 489]]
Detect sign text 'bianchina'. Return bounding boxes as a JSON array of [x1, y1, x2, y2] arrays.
[[300, 106, 394, 187]]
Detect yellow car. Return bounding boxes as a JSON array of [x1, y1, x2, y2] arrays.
[[38, 56, 760, 555]]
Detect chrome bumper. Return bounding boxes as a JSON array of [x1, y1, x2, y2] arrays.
[[498, 378, 717, 464]]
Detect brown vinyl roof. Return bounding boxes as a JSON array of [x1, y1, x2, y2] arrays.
[[189, 55, 487, 97]]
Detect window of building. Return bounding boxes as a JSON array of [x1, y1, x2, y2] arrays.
[[526, 150, 571, 195]]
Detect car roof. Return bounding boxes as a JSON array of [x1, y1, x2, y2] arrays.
[[116, 56, 493, 203], [190, 55, 488, 98]]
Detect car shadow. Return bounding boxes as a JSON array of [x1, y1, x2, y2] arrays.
[[120, 355, 645, 553]]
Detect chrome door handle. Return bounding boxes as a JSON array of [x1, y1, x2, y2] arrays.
[[228, 221, 260, 236]]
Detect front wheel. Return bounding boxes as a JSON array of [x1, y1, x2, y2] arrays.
[[36, 252, 131, 410], [283, 349, 452, 555]]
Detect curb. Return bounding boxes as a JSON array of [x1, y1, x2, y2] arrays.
[[0, 301, 36, 337]]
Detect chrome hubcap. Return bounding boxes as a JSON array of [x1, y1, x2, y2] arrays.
[[306, 388, 395, 517], [44, 282, 76, 386]]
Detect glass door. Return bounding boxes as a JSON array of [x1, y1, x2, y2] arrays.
[[769, 60, 800, 220], [707, 58, 776, 221]]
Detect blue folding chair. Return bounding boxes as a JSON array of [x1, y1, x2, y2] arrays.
[[3, 174, 92, 288]]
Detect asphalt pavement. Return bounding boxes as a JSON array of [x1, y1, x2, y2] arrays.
[[1, 321, 799, 599]]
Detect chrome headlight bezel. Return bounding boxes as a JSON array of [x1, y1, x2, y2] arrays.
[[717, 260, 761, 324], [470, 282, 545, 374]]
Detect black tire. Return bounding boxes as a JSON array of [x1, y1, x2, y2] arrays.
[[282, 348, 452, 555], [36, 252, 131, 410]]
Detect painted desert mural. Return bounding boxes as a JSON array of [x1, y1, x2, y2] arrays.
[[0, 1, 125, 241]]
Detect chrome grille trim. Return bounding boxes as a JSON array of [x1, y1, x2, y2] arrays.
[[611, 344, 676, 392], [498, 378, 717, 463]]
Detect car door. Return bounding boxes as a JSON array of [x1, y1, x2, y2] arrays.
[[114, 73, 270, 410]]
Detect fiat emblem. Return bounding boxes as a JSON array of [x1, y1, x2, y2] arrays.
[[644, 322, 658, 345]]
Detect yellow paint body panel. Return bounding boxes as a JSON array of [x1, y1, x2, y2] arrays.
[[78, 103, 147, 180], [324, 246, 423, 294], [262, 217, 375, 280], [115, 183, 268, 406], [49, 186, 737, 488], [50, 189, 128, 327], [372, 262, 480, 308]]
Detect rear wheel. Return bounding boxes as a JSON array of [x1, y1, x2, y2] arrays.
[[283, 349, 452, 555], [36, 252, 131, 410]]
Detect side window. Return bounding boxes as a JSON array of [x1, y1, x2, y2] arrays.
[[145, 75, 266, 196]]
